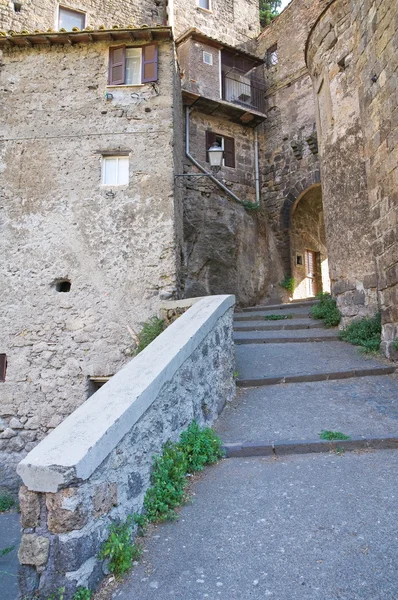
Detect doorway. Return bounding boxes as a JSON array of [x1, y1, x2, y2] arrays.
[[290, 184, 330, 299]]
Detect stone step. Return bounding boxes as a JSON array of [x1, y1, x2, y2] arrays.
[[234, 329, 339, 344], [233, 318, 325, 331], [215, 376, 398, 444], [234, 310, 312, 321], [235, 340, 396, 387], [240, 300, 318, 312], [223, 436, 398, 457]]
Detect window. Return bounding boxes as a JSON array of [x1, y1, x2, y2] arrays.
[[266, 44, 278, 68], [108, 44, 158, 86], [0, 354, 7, 382], [198, 0, 211, 10], [206, 131, 235, 168], [58, 6, 85, 30], [203, 51, 213, 66], [102, 156, 129, 185]]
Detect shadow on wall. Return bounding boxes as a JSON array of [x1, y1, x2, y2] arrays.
[[290, 184, 330, 299]]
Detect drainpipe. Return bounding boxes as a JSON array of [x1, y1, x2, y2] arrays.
[[185, 106, 260, 210]]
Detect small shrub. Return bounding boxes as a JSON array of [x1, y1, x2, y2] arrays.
[[0, 494, 16, 512], [263, 314, 293, 321], [73, 588, 92, 600], [144, 441, 187, 523], [143, 422, 224, 524], [136, 316, 166, 354], [178, 421, 224, 473], [99, 516, 142, 576], [339, 313, 381, 352], [279, 274, 295, 294], [310, 292, 341, 327], [320, 430, 351, 441]]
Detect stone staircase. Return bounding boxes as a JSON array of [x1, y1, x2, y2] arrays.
[[216, 300, 398, 455]]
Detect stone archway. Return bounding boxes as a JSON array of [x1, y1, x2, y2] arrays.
[[290, 184, 330, 299]]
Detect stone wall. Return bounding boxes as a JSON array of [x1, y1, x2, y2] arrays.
[[306, 0, 378, 321], [0, 35, 179, 491], [256, 0, 329, 281], [16, 295, 235, 599], [181, 110, 278, 306], [305, 0, 398, 338], [0, 0, 166, 32], [354, 0, 398, 356], [172, 0, 260, 48]]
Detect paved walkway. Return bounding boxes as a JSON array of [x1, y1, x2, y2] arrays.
[[0, 511, 20, 600], [114, 301, 398, 600]]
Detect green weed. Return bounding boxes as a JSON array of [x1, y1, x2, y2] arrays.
[[136, 316, 166, 354], [72, 589, 92, 600], [98, 516, 142, 576], [279, 274, 295, 294], [263, 314, 293, 321], [0, 494, 16, 512], [179, 421, 224, 473], [320, 430, 351, 441], [47, 588, 65, 600], [143, 421, 224, 523], [0, 545, 15, 557], [339, 313, 381, 353], [143, 441, 188, 523], [391, 338, 398, 351], [233, 370, 239, 379], [310, 292, 341, 327]]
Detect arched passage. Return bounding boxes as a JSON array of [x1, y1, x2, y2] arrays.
[[290, 184, 330, 299]]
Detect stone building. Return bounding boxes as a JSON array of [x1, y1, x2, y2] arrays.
[[0, 0, 397, 495]]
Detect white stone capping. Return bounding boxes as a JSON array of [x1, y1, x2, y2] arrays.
[[17, 295, 235, 493]]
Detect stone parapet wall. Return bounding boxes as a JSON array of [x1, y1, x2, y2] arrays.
[[16, 295, 235, 598]]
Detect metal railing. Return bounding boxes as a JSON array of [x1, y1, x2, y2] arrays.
[[222, 67, 265, 114]]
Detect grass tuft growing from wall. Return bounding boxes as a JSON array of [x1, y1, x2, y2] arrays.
[[0, 494, 16, 512], [339, 313, 381, 353], [310, 292, 341, 327], [136, 316, 166, 354]]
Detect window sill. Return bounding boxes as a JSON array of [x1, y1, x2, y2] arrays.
[[197, 7, 213, 13], [106, 84, 146, 88]]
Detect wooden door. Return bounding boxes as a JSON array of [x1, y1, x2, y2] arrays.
[[305, 250, 317, 297]]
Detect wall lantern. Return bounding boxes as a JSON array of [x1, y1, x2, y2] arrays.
[[208, 142, 224, 173]]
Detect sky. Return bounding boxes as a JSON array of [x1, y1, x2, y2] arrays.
[[279, 0, 292, 10]]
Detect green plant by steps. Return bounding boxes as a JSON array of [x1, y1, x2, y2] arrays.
[[47, 588, 65, 600], [391, 338, 398, 351], [136, 316, 166, 354], [99, 516, 142, 576], [72, 588, 92, 600], [0, 494, 16, 512], [143, 421, 224, 523], [319, 430, 351, 441], [263, 314, 293, 321], [0, 545, 14, 556], [179, 421, 224, 473], [144, 441, 188, 523], [310, 292, 341, 327], [279, 274, 295, 294], [339, 312, 381, 353]]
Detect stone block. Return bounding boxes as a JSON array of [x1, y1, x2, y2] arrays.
[[46, 488, 88, 534], [18, 534, 50, 567], [19, 485, 41, 528], [53, 529, 102, 572], [18, 564, 40, 598], [92, 482, 118, 517]]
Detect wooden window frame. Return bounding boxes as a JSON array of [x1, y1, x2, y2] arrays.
[[0, 354, 7, 382], [197, 0, 212, 12], [101, 155, 129, 186], [266, 44, 278, 68], [205, 130, 235, 169], [57, 5, 86, 30], [108, 44, 158, 86]]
